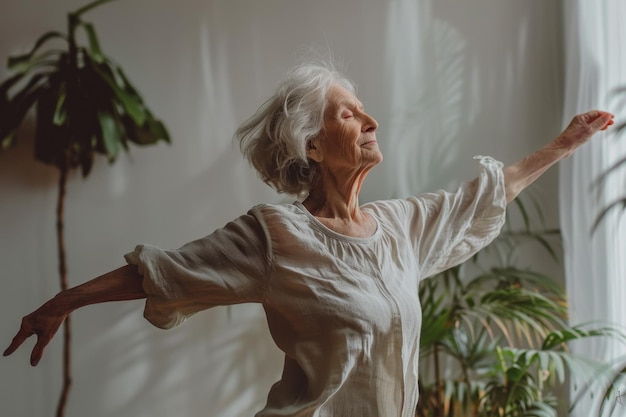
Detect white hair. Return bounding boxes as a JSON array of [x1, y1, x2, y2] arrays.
[[235, 61, 356, 196]]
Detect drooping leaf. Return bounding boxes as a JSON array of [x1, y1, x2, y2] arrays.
[[89, 60, 146, 125], [506, 364, 526, 383], [542, 325, 626, 350], [115, 66, 143, 99], [8, 49, 63, 74], [52, 88, 67, 126], [79, 22, 104, 63], [6, 31, 66, 69], [97, 112, 120, 160], [0, 73, 49, 145], [145, 114, 171, 143], [34, 76, 68, 166], [1, 72, 29, 103]]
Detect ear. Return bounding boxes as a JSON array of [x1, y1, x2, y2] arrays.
[[306, 137, 324, 163]]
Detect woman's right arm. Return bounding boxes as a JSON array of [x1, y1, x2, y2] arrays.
[[3, 265, 146, 366]]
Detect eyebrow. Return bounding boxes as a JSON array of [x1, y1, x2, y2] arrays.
[[334, 100, 365, 112], [324, 97, 365, 119]]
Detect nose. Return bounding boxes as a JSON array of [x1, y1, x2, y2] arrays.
[[362, 112, 378, 133]]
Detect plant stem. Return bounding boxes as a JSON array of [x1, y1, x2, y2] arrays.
[[434, 343, 443, 415], [55, 162, 71, 417], [73, 0, 119, 18]]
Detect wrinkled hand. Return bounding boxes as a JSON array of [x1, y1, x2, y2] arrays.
[[556, 110, 615, 150], [3, 298, 68, 366]]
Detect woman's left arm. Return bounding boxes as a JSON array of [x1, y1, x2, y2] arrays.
[[503, 110, 614, 203]]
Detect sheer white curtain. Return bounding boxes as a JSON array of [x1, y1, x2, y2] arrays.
[[560, 1, 626, 414]]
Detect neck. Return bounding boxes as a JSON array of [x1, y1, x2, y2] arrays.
[[303, 167, 369, 220], [302, 168, 378, 238]]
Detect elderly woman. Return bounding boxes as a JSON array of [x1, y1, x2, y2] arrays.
[[3, 62, 614, 417]]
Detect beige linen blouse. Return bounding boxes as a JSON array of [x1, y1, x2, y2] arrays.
[[124, 156, 507, 417]]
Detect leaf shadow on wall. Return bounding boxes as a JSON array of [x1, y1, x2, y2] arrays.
[[384, 0, 560, 198], [73, 146, 285, 417]]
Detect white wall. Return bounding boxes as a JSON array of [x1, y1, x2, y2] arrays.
[[0, 1, 564, 416]]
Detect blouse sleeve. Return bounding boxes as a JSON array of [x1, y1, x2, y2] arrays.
[[124, 210, 272, 329], [402, 156, 507, 279]]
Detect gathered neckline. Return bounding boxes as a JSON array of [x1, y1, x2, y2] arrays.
[[292, 201, 382, 243]]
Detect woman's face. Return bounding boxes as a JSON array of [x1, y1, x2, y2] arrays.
[[307, 83, 382, 174]]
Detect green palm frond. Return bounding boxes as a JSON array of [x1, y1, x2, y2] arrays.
[[416, 195, 626, 417]]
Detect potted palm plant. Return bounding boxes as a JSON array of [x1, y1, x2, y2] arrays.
[[416, 197, 626, 416], [0, 0, 170, 415]]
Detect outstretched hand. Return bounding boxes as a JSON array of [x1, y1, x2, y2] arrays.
[[3, 298, 68, 366], [4, 265, 146, 366], [555, 110, 615, 150]]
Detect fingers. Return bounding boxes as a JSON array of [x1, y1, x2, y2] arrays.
[[600, 118, 615, 130], [30, 338, 47, 367], [4, 328, 52, 366], [588, 110, 615, 131], [558, 111, 615, 150], [3, 319, 37, 356], [4, 318, 50, 366], [3, 330, 45, 367], [3, 332, 29, 357]]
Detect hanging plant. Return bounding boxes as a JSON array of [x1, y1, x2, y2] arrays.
[[0, 0, 170, 416]]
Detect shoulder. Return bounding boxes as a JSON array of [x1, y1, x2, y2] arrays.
[[363, 199, 401, 216], [362, 199, 417, 231], [363, 197, 424, 219], [248, 201, 312, 238], [249, 201, 306, 225]]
